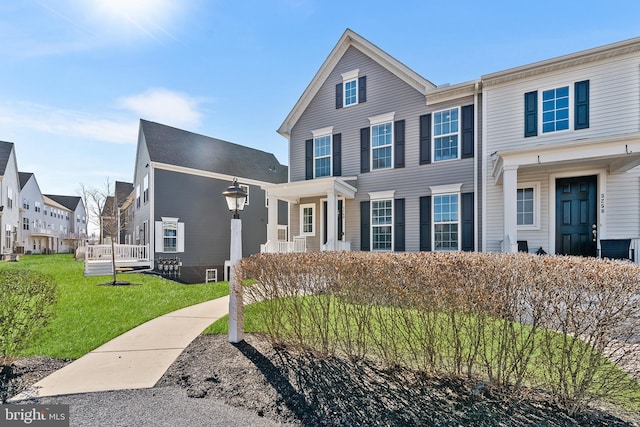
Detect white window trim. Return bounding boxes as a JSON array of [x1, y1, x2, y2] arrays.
[[369, 190, 396, 200], [342, 69, 360, 107], [312, 132, 332, 179], [539, 84, 573, 134], [517, 181, 541, 230], [370, 198, 394, 252], [432, 192, 461, 252], [299, 203, 315, 237], [368, 112, 395, 126], [240, 184, 250, 206], [430, 183, 462, 195], [160, 217, 180, 253], [432, 106, 461, 162]]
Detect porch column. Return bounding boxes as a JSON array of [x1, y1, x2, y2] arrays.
[[503, 165, 519, 253], [266, 192, 279, 245], [326, 190, 337, 251]]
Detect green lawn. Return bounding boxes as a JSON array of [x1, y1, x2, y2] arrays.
[[1, 254, 229, 359]]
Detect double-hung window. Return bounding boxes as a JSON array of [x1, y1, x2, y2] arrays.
[[342, 69, 359, 107], [431, 184, 462, 251], [542, 86, 569, 133], [314, 135, 332, 178], [162, 219, 178, 252], [371, 199, 393, 251], [369, 112, 395, 171], [433, 108, 459, 161]]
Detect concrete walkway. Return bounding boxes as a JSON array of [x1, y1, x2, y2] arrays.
[[10, 296, 230, 401]]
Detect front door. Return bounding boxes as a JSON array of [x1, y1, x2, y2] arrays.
[[555, 175, 597, 256], [322, 199, 344, 245]]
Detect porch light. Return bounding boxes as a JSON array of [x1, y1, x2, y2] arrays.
[[222, 178, 248, 219]]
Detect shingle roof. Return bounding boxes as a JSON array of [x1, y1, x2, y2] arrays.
[[0, 141, 15, 176], [44, 194, 82, 211], [115, 181, 133, 207], [19, 172, 34, 189], [140, 120, 287, 184]]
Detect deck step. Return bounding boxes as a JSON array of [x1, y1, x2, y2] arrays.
[[84, 262, 114, 277]]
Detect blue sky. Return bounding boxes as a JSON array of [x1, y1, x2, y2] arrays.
[[1, 0, 639, 198]]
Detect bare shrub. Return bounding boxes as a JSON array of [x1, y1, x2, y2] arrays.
[[241, 251, 640, 412]]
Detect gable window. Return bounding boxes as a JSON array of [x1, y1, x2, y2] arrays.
[[517, 182, 540, 229], [314, 135, 332, 178], [433, 108, 459, 161], [7, 188, 13, 209], [300, 203, 315, 236], [542, 86, 569, 133], [136, 185, 141, 208], [336, 69, 366, 109]]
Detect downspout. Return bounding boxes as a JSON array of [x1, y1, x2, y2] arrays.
[[473, 82, 479, 251], [481, 81, 488, 252]]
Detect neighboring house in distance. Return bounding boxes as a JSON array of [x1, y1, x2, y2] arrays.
[[0, 142, 21, 256], [264, 29, 479, 254], [483, 37, 640, 259], [45, 194, 88, 252], [130, 119, 288, 283], [99, 181, 133, 244], [19, 172, 48, 254]]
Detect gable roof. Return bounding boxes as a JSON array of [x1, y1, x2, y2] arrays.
[[19, 172, 34, 190], [45, 194, 82, 211], [43, 195, 72, 212], [277, 28, 437, 138], [140, 119, 287, 184], [0, 141, 15, 175], [115, 181, 133, 206]]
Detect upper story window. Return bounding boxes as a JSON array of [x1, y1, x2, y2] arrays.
[[369, 112, 395, 171], [524, 80, 589, 137], [143, 175, 149, 203], [23, 198, 29, 210], [306, 126, 341, 180], [336, 69, 366, 109], [433, 108, 459, 161], [34, 201, 41, 213], [314, 135, 332, 177], [542, 86, 569, 133], [6, 188, 13, 209]]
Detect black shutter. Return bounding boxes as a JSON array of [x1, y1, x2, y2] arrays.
[[358, 76, 367, 103], [360, 201, 370, 251], [360, 127, 370, 173], [574, 80, 590, 130], [461, 105, 474, 158], [419, 196, 431, 251], [524, 91, 538, 137], [394, 198, 405, 251], [335, 83, 343, 109], [305, 139, 313, 180], [394, 119, 405, 168], [461, 192, 474, 252], [332, 133, 342, 176], [419, 114, 431, 165]]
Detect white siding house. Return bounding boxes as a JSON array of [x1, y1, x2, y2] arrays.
[[483, 37, 640, 258]]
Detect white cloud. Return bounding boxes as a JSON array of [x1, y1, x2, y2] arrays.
[[0, 101, 138, 144], [118, 88, 203, 128]]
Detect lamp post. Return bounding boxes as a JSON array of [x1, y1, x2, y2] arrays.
[[222, 178, 247, 343]]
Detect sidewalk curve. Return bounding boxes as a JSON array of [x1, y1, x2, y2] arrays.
[[10, 296, 230, 401]]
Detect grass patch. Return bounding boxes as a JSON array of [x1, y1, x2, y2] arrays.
[[1, 254, 229, 359]]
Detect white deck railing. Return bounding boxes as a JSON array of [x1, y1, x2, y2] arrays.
[[261, 236, 307, 253], [85, 244, 150, 262]]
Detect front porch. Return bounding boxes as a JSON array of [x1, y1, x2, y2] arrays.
[[84, 244, 152, 276], [262, 177, 357, 253]]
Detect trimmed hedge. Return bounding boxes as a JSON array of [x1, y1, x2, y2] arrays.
[[241, 251, 640, 412]]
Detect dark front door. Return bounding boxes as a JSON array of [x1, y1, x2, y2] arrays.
[[322, 199, 344, 245], [555, 175, 597, 256]]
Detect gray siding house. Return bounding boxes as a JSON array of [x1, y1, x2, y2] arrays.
[[131, 119, 288, 283], [0, 142, 21, 256], [264, 29, 480, 254]]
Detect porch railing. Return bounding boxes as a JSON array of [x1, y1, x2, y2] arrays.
[[261, 236, 307, 253], [85, 244, 149, 261]]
